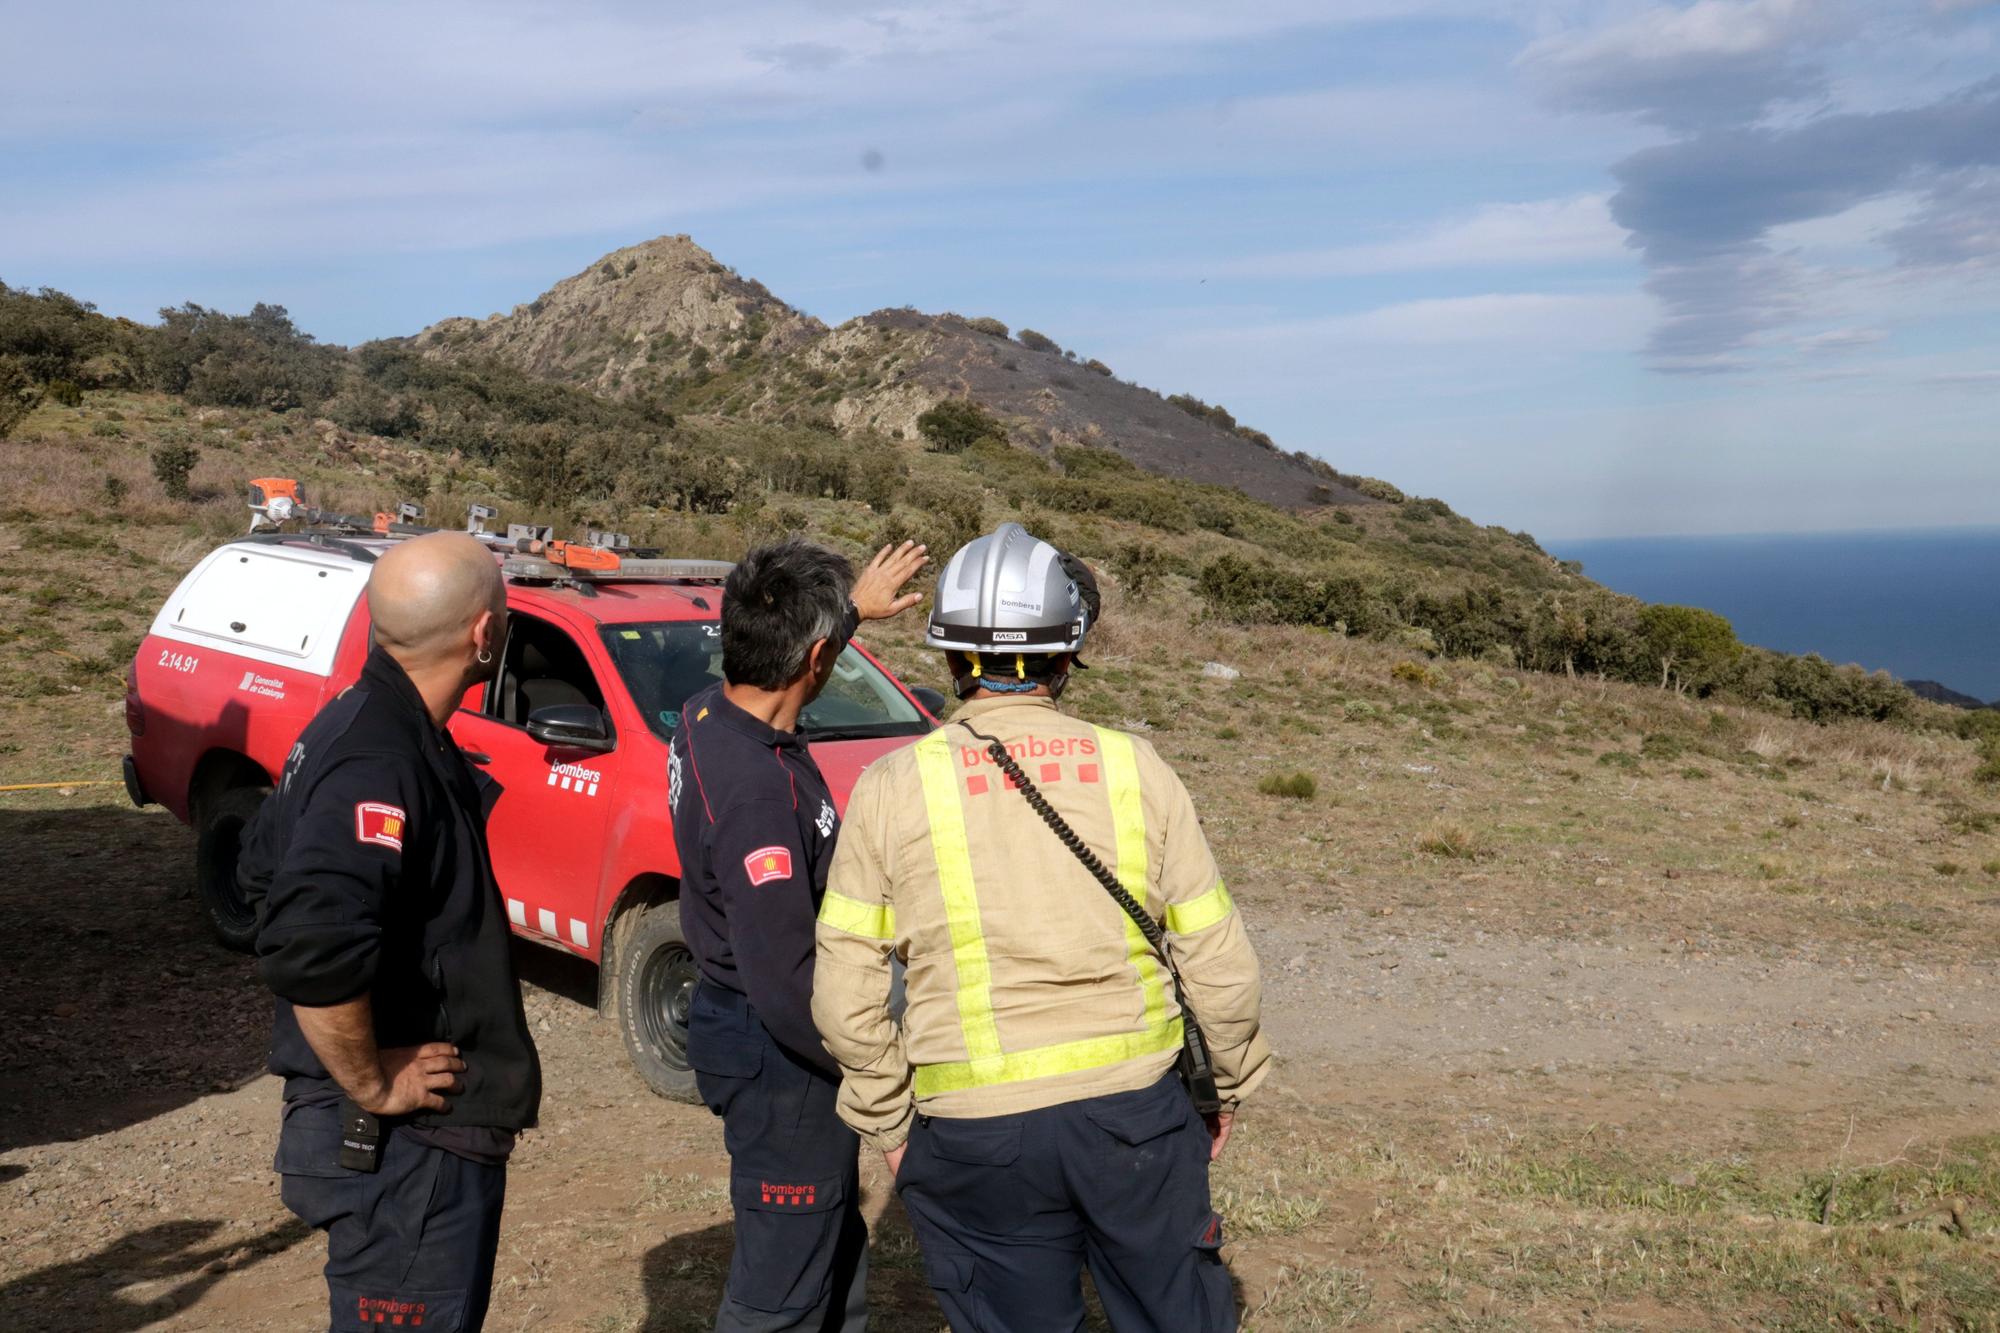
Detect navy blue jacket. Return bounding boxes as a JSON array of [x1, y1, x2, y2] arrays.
[[669, 683, 841, 1073], [238, 646, 542, 1131]]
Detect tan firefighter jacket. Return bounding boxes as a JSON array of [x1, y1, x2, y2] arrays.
[[812, 695, 1269, 1150]]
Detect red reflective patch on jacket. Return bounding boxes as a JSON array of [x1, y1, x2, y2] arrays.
[[743, 845, 793, 886], [354, 802, 406, 852]]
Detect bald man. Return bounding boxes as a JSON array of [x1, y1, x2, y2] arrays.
[[239, 532, 542, 1333]]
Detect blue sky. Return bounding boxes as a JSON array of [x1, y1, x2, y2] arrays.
[[3, 0, 1997, 539]]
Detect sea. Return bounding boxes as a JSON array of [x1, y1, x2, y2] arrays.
[[1551, 526, 2000, 704]]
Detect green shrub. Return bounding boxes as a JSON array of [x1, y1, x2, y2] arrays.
[[895, 477, 985, 557], [917, 398, 1003, 453], [149, 442, 199, 499], [855, 451, 906, 511], [1256, 772, 1316, 799], [1083, 358, 1113, 377], [0, 283, 122, 387], [1118, 542, 1169, 600], [1353, 476, 1405, 504], [89, 419, 123, 437], [1637, 603, 1741, 694], [965, 316, 1009, 338], [1597, 750, 1641, 771], [1935, 862, 1963, 877], [1639, 732, 1686, 760], [1016, 328, 1060, 354], [147, 302, 341, 412], [101, 475, 129, 506], [1983, 860, 2000, 877], [1166, 393, 1236, 432], [0, 356, 35, 439], [1391, 660, 1439, 688], [45, 378, 83, 407]]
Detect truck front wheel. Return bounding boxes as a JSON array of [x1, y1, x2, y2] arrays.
[[616, 903, 700, 1102], [195, 785, 268, 953]]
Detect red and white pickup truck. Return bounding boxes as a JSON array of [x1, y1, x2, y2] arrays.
[[123, 511, 941, 1099]]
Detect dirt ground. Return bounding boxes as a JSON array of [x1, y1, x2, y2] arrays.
[[0, 778, 1994, 1330]]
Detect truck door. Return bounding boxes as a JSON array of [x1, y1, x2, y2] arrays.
[[451, 610, 618, 960]]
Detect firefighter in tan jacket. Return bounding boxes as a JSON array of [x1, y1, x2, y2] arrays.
[[813, 523, 1268, 1333]]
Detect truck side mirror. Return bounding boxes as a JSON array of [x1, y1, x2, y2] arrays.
[[910, 686, 949, 718], [527, 704, 615, 754]]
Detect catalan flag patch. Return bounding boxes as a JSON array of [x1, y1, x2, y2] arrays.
[[742, 845, 793, 886], [354, 801, 407, 852]]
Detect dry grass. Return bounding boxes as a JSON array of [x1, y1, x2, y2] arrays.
[[1416, 821, 1486, 860]]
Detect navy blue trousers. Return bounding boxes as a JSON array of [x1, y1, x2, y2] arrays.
[[690, 984, 868, 1333], [895, 1072, 1234, 1333], [275, 1102, 507, 1333]]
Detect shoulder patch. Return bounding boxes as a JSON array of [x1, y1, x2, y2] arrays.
[[743, 845, 793, 886], [355, 802, 407, 852]]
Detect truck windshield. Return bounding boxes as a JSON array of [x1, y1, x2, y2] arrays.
[[600, 622, 929, 742]]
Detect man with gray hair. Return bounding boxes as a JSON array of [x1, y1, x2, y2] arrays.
[[668, 537, 927, 1332]]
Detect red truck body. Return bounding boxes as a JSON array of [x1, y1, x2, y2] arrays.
[[125, 531, 936, 1096]]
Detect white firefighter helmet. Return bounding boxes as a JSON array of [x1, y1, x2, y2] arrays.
[[924, 522, 1094, 656]]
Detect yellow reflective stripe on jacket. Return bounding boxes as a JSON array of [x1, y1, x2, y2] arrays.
[[1165, 880, 1234, 936], [1092, 726, 1170, 1033], [915, 731, 1003, 1066], [913, 1014, 1184, 1096], [818, 889, 895, 941]]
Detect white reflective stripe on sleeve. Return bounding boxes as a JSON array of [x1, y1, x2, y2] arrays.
[[538, 907, 559, 937], [507, 899, 527, 927], [569, 919, 589, 949]]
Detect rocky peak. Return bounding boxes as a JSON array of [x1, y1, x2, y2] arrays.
[[409, 234, 823, 398]]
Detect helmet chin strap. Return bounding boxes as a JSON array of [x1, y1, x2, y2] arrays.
[[951, 653, 1072, 700]]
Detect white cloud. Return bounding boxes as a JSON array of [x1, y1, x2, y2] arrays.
[[1204, 194, 1628, 278], [1521, 0, 1836, 128]]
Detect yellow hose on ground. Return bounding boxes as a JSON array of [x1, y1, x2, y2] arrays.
[[0, 780, 121, 792]]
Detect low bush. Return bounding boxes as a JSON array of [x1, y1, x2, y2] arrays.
[[1391, 660, 1440, 688], [917, 398, 1003, 453], [1016, 328, 1060, 354], [1256, 772, 1316, 799], [149, 442, 199, 500], [1417, 823, 1485, 859]]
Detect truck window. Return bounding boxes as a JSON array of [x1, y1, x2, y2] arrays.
[[492, 613, 606, 727], [600, 621, 927, 742]]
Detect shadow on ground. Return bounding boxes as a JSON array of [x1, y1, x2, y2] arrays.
[[0, 1216, 311, 1329], [0, 803, 268, 1157]]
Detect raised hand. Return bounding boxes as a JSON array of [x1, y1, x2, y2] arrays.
[[851, 540, 930, 622]]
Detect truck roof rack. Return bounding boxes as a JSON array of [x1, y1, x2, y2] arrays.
[[242, 531, 381, 564], [240, 478, 735, 586]]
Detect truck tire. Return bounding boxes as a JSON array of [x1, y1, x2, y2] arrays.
[[616, 902, 700, 1102], [195, 784, 268, 953]]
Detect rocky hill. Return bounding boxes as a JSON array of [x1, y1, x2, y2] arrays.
[[1908, 679, 1996, 710], [409, 236, 1358, 509]]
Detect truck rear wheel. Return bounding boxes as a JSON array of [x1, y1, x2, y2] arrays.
[[195, 785, 268, 953], [616, 903, 700, 1102]]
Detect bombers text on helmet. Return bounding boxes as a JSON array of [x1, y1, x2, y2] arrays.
[[926, 523, 1091, 656]]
